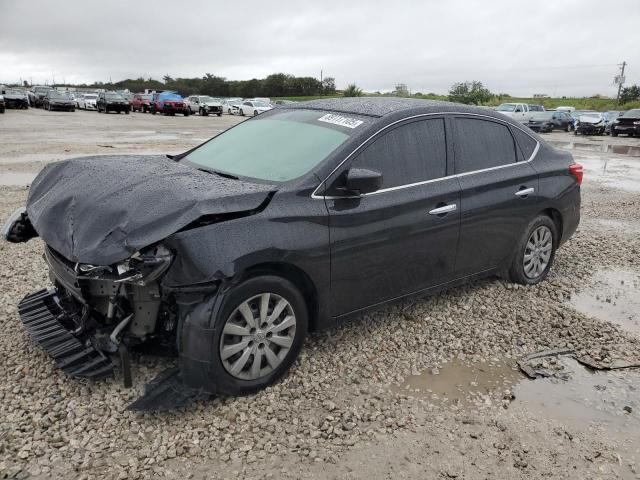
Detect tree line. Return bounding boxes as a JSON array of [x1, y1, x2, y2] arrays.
[[88, 73, 336, 98]]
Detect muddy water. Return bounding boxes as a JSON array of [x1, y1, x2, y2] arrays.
[[516, 357, 640, 434], [570, 269, 640, 334], [395, 359, 521, 405], [396, 356, 640, 435]]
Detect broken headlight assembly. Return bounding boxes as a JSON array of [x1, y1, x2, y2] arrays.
[[76, 244, 173, 285]]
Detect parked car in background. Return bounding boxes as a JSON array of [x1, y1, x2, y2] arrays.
[[151, 91, 190, 116], [526, 111, 574, 133], [96, 92, 131, 114], [1, 88, 29, 109], [0, 94, 5, 113], [603, 111, 624, 135], [611, 109, 640, 137], [495, 103, 544, 123], [574, 112, 605, 135], [186, 95, 223, 116], [26, 91, 37, 107], [273, 99, 297, 106], [221, 98, 242, 115], [556, 106, 575, 113], [4, 98, 582, 403], [78, 93, 98, 110], [239, 100, 273, 116], [33, 86, 53, 108], [43, 90, 75, 112], [131, 93, 153, 112]]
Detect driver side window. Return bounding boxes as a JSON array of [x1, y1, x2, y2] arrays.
[[350, 118, 447, 190]]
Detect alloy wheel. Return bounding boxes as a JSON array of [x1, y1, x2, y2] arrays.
[[220, 293, 296, 380], [523, 225, 553, 279]]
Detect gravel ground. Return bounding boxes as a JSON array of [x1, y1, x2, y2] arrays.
[[1, 111, 640, 479]]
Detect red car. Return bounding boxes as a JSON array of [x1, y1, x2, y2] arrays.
[[131, 94, 153, 113], [151, 91, 190, 116]]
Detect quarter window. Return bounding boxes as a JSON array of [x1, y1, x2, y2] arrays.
[[453, 118, 517, 173], [511, 127, 538, 160], [350, 119, 447, 189]]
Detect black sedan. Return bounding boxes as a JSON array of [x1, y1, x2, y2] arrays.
[[4, 98, 582, 407], [526, 111, 573, 133], [43, 90, 75, 112], [611, 109, 640, 137], [96, 92, 131, 114], [1, 89, 29, 109]]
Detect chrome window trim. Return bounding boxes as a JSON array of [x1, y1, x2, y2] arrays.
[[311, 112, 540, 200]]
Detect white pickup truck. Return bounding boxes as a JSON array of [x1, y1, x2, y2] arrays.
[[495, 103, 545, 122]]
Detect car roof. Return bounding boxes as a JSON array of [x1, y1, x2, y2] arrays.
[[283, 97, 507, 120]]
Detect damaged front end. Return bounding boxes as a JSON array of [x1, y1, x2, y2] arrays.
[[5, 207, 204, 408], [25, 243, 177, 381]]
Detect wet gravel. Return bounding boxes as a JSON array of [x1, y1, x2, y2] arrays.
[[1, 151, 640, 478]]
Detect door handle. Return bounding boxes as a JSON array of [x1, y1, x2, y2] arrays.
[[429, 204, 457, 215], [515, 187, 535, 197]]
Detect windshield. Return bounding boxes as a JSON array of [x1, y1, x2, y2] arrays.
[[253, 101, 269, 108], [496, 104, 517, 112], [85, 94, 98, 99], [200, 96, 215, 102], [50, 91, 72, 99], [183, 109, 367, 182], [531, 112, 553, 120], [106, 94, 125, 100], [623, 109, 640, 118]]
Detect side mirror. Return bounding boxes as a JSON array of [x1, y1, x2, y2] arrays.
[[344, 168, 382, 195]]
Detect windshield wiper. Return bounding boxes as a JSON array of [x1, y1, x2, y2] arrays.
[[196, 167, 239, 180]]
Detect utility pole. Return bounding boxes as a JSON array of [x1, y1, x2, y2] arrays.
[[320, 69, 323, 96], [615, 61, 626, 105]]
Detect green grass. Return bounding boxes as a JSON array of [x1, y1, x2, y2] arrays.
[[274, 94, 640, 112]]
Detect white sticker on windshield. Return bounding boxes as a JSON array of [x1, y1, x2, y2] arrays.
[[318, 113, 364, 129]]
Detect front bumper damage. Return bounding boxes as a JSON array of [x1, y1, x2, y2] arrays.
[[18, 289, 113, 379], [17, 281, 212, 411]]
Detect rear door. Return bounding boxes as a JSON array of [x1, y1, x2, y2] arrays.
[[325, 117, 461, 316], [452, 116, 541, 276]]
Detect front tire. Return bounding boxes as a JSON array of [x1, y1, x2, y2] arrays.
[[240, 109, 244, 116], [508, 216, 557, 285], [207, 275, 308, 395]]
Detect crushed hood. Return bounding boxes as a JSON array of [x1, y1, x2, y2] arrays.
[[26, 155, 275, 265]]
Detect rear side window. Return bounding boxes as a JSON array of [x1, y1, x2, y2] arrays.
[[511, 127, 538, 160], [351, 118, 447, 189], [453, 118, 517, 174]]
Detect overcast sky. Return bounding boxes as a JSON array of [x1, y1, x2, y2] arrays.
[[1, 0, 639, 97]]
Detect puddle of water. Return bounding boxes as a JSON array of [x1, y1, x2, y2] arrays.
[[571, 269, 640, 334], [608, 144, 640, 157], [515, 357, 640, 433], [396, 356, 640, 436], [578, 155, 640, 193], [0, 171, 37, 186], [395, 359, 521, 404]]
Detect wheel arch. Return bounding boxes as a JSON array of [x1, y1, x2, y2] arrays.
[[238, 262, 320, 331], [539, 207, 563, 245]]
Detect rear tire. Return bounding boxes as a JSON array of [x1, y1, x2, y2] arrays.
[[508, 215, 557, 285], [203, 275, 308, 396]]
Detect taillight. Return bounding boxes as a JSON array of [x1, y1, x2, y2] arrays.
[[569, 163, 583, 185]]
